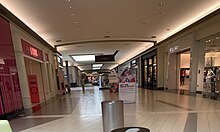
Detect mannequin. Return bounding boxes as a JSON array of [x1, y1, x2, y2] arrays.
[[205, 68, 215, 91], [216, 68, 220, 92]]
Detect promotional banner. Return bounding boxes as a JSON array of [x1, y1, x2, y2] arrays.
[[28, 75, 40, 103], [119, 68, 136, 103]]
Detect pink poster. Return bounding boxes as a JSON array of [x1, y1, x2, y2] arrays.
[[28, 75, 40, 103]]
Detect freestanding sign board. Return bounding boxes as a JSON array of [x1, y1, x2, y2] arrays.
[[109, 73, 119, 93], [119, 83, 136, 103], [28, 75, 40, 103], [119, 68, 136, 103]]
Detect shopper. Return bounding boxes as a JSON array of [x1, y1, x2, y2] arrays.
[[65, 84, 71, 94], [81, 76, 85, 92]]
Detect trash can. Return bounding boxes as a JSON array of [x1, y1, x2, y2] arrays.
[[102, 100, 124, 132], [111, 127, 150, 132]]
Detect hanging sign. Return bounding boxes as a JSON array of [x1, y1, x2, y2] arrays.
[[28, 75, 40, 103]]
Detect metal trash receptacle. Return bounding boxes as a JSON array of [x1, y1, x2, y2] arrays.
[[101, 100, 124, 132], [111, 127, 150, 132]]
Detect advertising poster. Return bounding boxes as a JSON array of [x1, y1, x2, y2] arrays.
[[119, 82, 136, 103], [28, 75, 40, 103], [119, 68, 136, 103], [109, 73, 119, 93]]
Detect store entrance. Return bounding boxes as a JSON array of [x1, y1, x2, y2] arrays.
[[179, 51, 190, 91], [143, 56, 157, 89], [167, 50, 190, 93], [24, 58, 45, 104]]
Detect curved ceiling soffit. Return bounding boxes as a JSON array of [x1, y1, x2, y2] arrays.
[[54, 38, 156, 47]]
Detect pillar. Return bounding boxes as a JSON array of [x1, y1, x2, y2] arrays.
[[65, 61, 70, 86], [189, 35, 200, 93]]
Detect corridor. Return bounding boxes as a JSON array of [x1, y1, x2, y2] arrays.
[[9, 86, 220, 132]]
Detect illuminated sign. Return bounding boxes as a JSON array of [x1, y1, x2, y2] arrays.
[[169, 46, 179, 53], [21, 39, 43, 61], [30, 47, 38, 57]]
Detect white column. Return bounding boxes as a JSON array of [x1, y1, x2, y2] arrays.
[[167, 53, 177, 89], [197, 41, 205, 92], [12, 33, 32, 109], [15, 51, 32, 108], [40, 63, 51, 100], [189, 36, 200, 93]]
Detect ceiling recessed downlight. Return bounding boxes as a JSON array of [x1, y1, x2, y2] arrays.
[[56, 39, 62, 42], [159, 3, 164, 6], [71, 55, 95, 62]]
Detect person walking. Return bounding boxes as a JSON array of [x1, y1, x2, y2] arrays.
[[81, 76, 85, 92]]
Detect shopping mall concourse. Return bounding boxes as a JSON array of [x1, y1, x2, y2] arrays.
[[0, 1, 220, 132]]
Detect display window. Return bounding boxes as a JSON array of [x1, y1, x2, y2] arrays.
[[141, 50, 157, 89], [201, 33, 220, 98]]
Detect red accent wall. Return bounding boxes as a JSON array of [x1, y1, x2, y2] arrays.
[[0, 17, 23, 115]]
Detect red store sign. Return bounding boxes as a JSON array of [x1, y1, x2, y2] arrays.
[[21, 39, 43, 61]]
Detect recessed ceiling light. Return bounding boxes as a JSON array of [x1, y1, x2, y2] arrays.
[[160, 12, 165, 15], [166, 28, 170, 31], [56, 39, 62, 42], [69, 7, 72, 9], [66, 0, 71, 2], [159, 3, 164, 6], [93, 64, 103, 67], [104, 35, 110, 38], [71, 55, 95, 62], [151, 36, 157, 38]]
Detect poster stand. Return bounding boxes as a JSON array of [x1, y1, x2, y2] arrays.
[[118, 68, 136, 103]]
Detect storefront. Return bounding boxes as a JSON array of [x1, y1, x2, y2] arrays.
[[141, 50, 157, 89], [165, 34, 193, 92], [198, 32, 220, 98], [8, 17, 58, 112], [54, 52, 65, 94], [130, 58, 139, 87], [0, 16, 23, 118], [21, 39, 57, 105]]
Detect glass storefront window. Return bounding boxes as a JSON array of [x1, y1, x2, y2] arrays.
[[201, 33, 220, 94]]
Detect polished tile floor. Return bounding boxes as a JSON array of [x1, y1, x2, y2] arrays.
[[9, 85, 220, 132]]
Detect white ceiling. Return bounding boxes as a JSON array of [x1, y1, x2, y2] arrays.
[[1, 0, 220, 71]]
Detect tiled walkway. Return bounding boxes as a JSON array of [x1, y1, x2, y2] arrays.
[[9, 86, 220, 132]]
